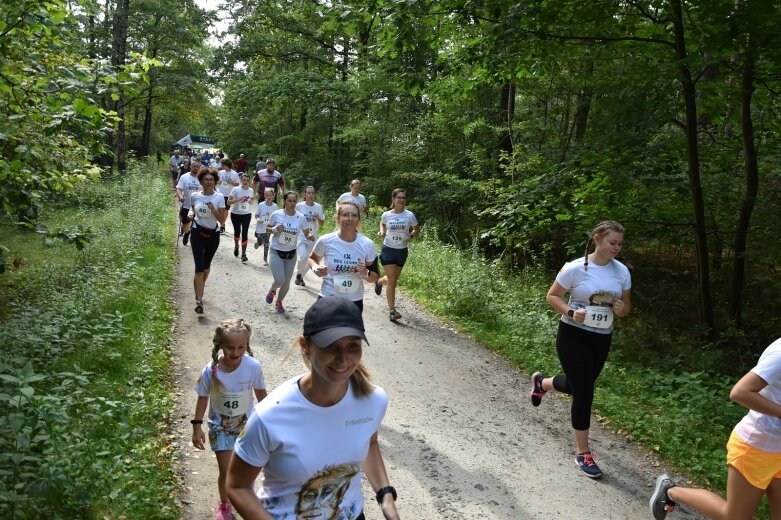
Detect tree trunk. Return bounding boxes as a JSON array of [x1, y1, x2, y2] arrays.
[[670, 0, 714, 331], [111, 0, 130, 174], [498, 82, 515, 159], [729, 35, 758, 325], [140, 83, 154, 158], [574, 60, 594, 143]]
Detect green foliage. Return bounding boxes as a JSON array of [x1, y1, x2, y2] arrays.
[[0, 161, 179, 518]]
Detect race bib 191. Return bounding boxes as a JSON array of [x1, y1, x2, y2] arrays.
[[583, 305, 614, 329], [333, 273, 360, 294]]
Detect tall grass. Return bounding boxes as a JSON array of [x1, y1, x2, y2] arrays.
[[0, 162, 179, 519]]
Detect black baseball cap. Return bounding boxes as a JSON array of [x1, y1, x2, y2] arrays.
[[304, 297, 368, 348]]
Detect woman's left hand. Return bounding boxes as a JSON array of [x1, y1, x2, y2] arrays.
[[381, 500, 401, 520], [613, 298, 627, 317]]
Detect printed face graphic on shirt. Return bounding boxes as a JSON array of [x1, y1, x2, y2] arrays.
[[589, 290, 616, 307], [296, 463, 359, 520]]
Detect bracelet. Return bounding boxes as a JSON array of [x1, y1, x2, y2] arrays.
[[567, 309, 575, 318], [190, 419, 203, 425], [375, 486, 397, 504]]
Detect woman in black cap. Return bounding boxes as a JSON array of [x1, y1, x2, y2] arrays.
[[227, 297, 400, 520]]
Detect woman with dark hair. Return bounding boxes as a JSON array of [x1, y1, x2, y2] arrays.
[[227, 296, 400, 520], [264, 191, 311, 314], [188, 169, 227, 314], [529, 220, 631, 478], [374, 188, 419, 322]]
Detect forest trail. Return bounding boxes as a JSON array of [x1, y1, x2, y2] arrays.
[[170, 216, 703, 520]]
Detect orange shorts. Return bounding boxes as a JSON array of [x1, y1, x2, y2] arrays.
[[727, 429, 781, 489]]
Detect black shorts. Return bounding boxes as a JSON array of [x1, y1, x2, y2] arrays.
[[179, 207, 191, 224], [223, 196, 231, 210], [380, 245, 409, 267], [170, 169, 179, 180]]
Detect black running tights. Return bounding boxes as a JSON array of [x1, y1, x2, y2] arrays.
[[552, 321, 612, 431]]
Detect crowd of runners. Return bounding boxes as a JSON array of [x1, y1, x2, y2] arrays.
[[169, 150, 781, 520]]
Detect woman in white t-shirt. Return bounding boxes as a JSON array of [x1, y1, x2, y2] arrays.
[[308, 201, 378, 313], [294, 186, 325, 288], [650, 337, 781, 520], [227, 296, 400, 520], [253, 188, 278, 265], [227, 174, 254, 262], [374, 188, 420, 322], [529, 220, 631, 479], [188, 169, 228, 314], [264, 191, 312, 314], [336, 179, 368, 215]]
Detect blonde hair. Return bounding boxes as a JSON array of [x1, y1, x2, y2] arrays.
[[583, 220, 625, 271], [283, 336, 374, 397], [210, 319, 253, 391], [336, 200, 362, 231]]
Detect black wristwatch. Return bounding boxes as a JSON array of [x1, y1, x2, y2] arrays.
[[375, 486, 397, 504], [567, 309, 575, 318]]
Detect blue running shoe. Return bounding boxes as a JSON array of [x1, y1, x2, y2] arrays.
[[576, 451, 602, 479]]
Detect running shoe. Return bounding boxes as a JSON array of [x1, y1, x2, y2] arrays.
[[649, 474, 677, 519], [575, 451, 602, 479], [530, 372, 546, 407], [234, 245, 239, 257], [295, 274, 305, 287], [275, 300, 285, 314], [194, 300, 204, 314], [182, 232, 189, 246], [214, 501, 234, 520], [241, 254, 248, 262], [253, 240, 260, 250], [374, 281, 382, 296], [265, 290, 276, 304], [389, 308, 401, 322]]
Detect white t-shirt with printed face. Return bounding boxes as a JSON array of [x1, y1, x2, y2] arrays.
[[218, 169, 240, 197], [193, 355, 266, 434], [555, 257, 632, 334], [268, 210, 306, 252], [255, 202, 278, 233], [234, 376, 388, 520], [190, 191, 226, 230], [229, 187, 254, 215], [381, 209, 418, 249], [735, 338, 781, 452], [311, 232, 377, 301], [176, 173, 202, 209], [295, 202, 325, 243]]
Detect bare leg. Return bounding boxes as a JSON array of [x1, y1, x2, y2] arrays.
[[383, 264, 401, 310], [668, 465, 764, 520], [767, 478, 781, 520], [215, 450, 232, 502], [574, 428, 590, 454], [194, 268, 210, 301]]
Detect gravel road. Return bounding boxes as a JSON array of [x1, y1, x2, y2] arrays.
[[171, 219, 704, 520]]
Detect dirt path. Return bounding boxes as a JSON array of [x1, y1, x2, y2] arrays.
[[171, 219, 704, 520]]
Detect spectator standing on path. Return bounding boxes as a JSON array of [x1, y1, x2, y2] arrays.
[[253, 159, 285, 202], [188, 169, 227, 314], [308, 201, 378, 313], [226, 296, 401, 520], [529, 220, 631, 479], [192, 319, 268, 520], [294, 186, 325, 288], [650, 337, 781, 520], [374, 188, 420, 322], [235, 153, 248, 174], [169, 149, 184, 190], [336, 179, 368, 216]]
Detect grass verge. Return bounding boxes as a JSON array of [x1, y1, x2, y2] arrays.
[[0, 162, 179, 519]]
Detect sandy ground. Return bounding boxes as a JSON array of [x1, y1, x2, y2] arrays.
[[171, 217, 704, 520]]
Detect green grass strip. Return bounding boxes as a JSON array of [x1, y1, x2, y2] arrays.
[[0, 162, 179, 519]]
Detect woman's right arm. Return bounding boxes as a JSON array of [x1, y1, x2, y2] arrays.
[[546, 281, 584, 324], [226, 455, 274, 520]]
